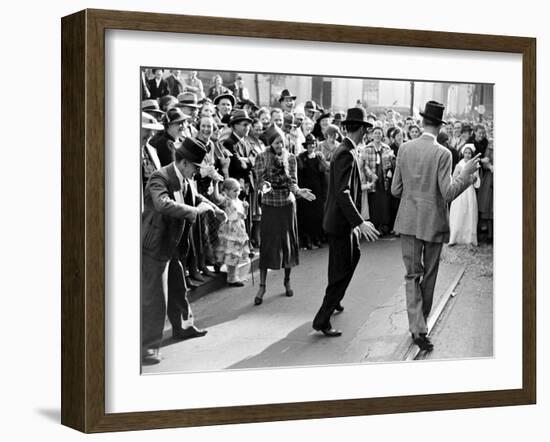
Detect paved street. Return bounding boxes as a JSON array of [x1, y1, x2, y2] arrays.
[[143, 238, 485, 374], [419, 243, 494, 361]]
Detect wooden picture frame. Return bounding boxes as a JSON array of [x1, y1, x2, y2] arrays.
[[61, 8, 536, 433]]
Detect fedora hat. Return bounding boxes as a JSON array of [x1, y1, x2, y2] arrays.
[[420, 100, 447, 125], [238, 98, 259, 112], [164, 107, 190, 126], [304, 100, 317, 111], [141, 99, 165, 118], [213, 93, 236, 107], [278, 89, 297, 102], [142, 112, 164, 131], [174, 137, 207, 166], [229, 109, 253, 126], [316, 111, 333, 122], [340, 107, 373, 128], [158, 95, 178, 111], [176, 92, 200, 109]]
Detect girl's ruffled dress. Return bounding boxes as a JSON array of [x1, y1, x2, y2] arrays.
[[215, 196, 251, 270]]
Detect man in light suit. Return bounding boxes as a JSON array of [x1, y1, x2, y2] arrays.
[[391, 101, 480, 351], [312, 107, 379, 337], [141, 138, 227, 365]]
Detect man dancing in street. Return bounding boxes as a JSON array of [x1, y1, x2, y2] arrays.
[[391, 100, 480, 351], [312, 107, 379, 337], [141, 138, 227, 365]]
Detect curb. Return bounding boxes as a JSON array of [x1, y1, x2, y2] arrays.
[[345, 263, 466, 363]]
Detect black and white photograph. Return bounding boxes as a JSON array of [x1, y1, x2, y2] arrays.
[[140, 68, 494, 373]]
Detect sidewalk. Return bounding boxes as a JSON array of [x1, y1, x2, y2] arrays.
[[419, 243, 494, 360]]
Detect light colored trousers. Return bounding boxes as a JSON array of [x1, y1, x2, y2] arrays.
[[400, 235, 443, 336]]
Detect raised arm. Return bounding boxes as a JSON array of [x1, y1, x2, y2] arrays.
[[438, 151, 476, 204]]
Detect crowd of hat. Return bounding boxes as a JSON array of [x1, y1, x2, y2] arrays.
[[141, 70, 494, 279]]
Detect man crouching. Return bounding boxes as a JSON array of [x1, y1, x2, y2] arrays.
[[141, 137, 227, 365]]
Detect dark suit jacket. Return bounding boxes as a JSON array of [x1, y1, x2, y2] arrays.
[[147, 78, 170, 99], [165, 75, 185, 97], [149, 131, 178, 167], [391, 133, 472, 243], [223, 132, 253, 185], [323, 137, 364, 235], [142, 164, 207, 262]]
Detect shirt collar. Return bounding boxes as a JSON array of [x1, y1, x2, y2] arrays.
[[421, 132, 436, 140], [232, 131, 242, 143], [345, 136, 357, 149]]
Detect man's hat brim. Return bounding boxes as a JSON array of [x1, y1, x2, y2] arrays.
[[419, 112, 447, 125], [279, 95, 297, 102], [341, 119, 373, 128], [143, 108, 165, 116], [167, 115, 190, 125], [143, 122, 164, 131], [230, 116, 253, 125], [176, 102, 201, 109]]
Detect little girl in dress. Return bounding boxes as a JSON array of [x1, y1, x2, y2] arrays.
[[214, 178, 251, 287]]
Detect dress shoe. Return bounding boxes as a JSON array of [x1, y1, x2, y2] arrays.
[[185, 277, 200, 289], [189, 271, 205, 282], [200, 267, 216, 277], [172, 326, 207, 341], [314, 326, 342, 337], [413, 335, 434, 351], [142, 348, 162, 365], [334, 303, 344, 313], [228, 281, 245, 287]]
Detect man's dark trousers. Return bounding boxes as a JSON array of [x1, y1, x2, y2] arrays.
[[313, 230, 361, 330]]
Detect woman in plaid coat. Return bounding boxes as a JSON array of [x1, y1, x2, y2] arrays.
[[252, 126, 316, 305], [359, 126, 395, 235]]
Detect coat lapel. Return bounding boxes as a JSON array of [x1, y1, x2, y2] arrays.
[[164, 163, 181, 199]]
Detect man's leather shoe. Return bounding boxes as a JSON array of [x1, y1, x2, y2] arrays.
[[334, 303, 344, 313], [228, 281, 245, 287], [142, 348, 162, 365], [413, 335, 434, 351], [189, 271, 205, 282], [200, 267, 216, 277], [186, 277, 200, 289], [314, 326, 342, 337], [172, 326, 208, 341]]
